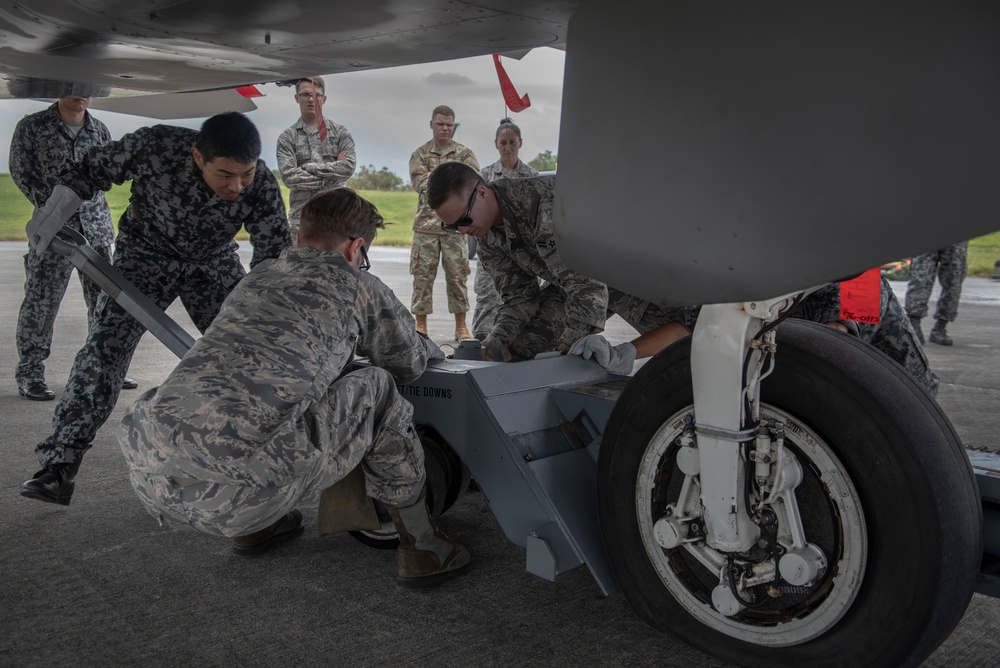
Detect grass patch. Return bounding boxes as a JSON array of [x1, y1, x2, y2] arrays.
[[969, 230, 1000, 277], [1, 173, 39, 238], [355, 189, 417, 247]]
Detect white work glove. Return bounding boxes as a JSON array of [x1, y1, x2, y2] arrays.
[[569, 334, 637, 375], [26, 185, 82, 253]]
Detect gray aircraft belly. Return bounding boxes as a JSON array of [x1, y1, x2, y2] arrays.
[[555, 0, 1000, 306]]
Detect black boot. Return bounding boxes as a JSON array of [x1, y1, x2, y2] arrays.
[[929, 319, 953, 346], [911, 317, 924, 345], [17, 380, 55, 401], [21, 460, 81, 506]]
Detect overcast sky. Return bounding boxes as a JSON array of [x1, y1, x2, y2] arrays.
[[0, 49, 565, 181]]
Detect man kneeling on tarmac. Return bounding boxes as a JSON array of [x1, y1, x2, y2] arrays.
[[117, 188, 472, 589]]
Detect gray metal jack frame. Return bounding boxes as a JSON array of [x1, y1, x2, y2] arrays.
[[50, 228, 1000, 599]]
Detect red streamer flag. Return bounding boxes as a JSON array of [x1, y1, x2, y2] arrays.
[[839, 268, 881, 325], [492, 54, 531, 112], [315, 95, 328, 143]]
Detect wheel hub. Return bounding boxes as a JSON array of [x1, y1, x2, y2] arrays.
[[636, 407, 866, 646]]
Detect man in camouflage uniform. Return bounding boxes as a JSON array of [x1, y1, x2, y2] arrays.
[[10, 96, 137, 401], [429, 163, 697, 361], [408, 105, 479, 341], [20, 112, 292, 506], [904, 241, 969, 346], [276, 76, 357, 239], [117, 189, 472, 589]]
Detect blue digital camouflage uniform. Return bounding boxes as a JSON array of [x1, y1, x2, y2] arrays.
[[409, 140, 479, 315], [788, 277, 939, 396], [118, 246, 437, 538], [474, 159, 539, 338], [10, 103, 115, 388], [35, 125, 292, 469], [904, 241, 969, 324], [275, 117, 357, 238]]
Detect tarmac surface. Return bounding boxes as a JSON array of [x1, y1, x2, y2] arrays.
[[1, 241, 998, 667]]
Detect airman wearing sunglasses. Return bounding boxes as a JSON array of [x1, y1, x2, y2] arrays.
[[429, 162, 698, 362]]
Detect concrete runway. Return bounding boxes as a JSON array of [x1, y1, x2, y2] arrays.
[[1, 241, 997, 667]]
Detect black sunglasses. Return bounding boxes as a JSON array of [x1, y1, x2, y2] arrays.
[[348, 237, 371, 271], [441, 181, 484, 232]]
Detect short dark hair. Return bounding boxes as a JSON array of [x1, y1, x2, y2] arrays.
[[495, 117, 522, 140], [431, 105, 455, 119], [195, 112, 261, 164], [428, 162, 480, 210], [299, 188, 385, 248]]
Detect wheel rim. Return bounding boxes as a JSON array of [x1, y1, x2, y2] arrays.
[[635, 404, 868, 646]]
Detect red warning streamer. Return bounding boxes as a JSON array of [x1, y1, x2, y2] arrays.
[[315, 93, 328, 143], [839, 268, 881, 325], [493, 54, 531, 113]]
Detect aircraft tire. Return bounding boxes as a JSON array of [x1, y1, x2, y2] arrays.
[[597, 319, 981, 667]]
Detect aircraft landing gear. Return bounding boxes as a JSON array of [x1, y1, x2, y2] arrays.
[[598, 320, 982, 667]]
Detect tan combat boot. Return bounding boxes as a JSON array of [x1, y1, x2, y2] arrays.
[[386, 488, 473, 589], [415, 314, 428, 335], [454, 312, 471, 341]]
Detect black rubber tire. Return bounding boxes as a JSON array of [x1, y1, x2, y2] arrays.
[[598, 319, 982, 667]]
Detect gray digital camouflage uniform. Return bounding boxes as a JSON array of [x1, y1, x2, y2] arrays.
[[409, 140, 479, 315], [474, 159, 538, 338], [788, 277, 939, 396], [118, 246, 437, 538], [10, 103, 115, 387], [275, 117, 357, 238], [478, 176, 603, 359], [36, 125, 292, 469], [904, 241, 969, 324], [479, 177, 699, 360]]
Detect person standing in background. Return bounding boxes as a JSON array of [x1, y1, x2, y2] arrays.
[[473, 118, 539, 340], [408, 105, 479, 341], [276, 76, 357, 239], [10, 95, 137, 401], [905, 241, 969, 346]]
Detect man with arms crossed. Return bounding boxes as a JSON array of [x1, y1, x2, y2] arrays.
[[276, 76, 357, 239]]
